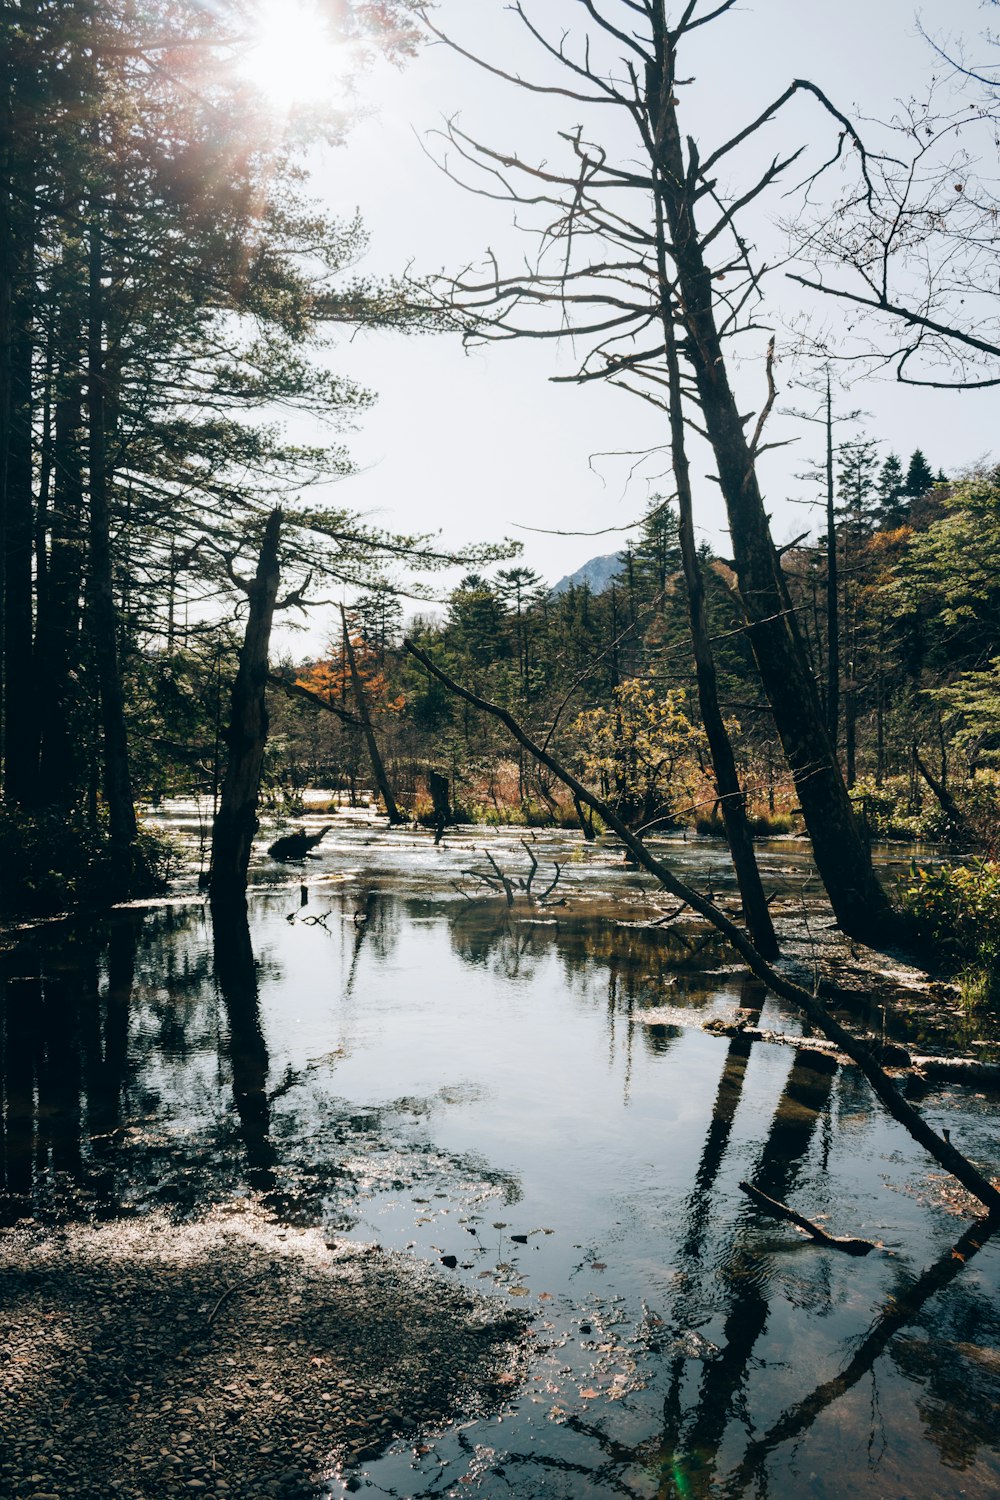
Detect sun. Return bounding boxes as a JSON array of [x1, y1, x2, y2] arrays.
[[239, 0, 352, 112]]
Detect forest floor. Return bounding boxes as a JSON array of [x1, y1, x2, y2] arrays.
[[0, 1205, 527, 1500]]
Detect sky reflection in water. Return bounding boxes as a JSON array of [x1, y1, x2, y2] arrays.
[[1, 823, 998, 1499]]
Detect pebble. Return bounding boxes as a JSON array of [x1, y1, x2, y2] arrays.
[[0, 1211, 528, 1500]]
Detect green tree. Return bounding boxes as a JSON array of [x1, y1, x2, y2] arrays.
[[573, 679, 708, 830], [904, 449, 936, 499], [875, 452, 907, 529], [837, 439, 880, 545]]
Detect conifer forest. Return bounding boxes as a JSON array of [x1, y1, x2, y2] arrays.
[[1, 5, 999, 1500]]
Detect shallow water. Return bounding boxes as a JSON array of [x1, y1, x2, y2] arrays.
[[2, 812, 998, 1498]]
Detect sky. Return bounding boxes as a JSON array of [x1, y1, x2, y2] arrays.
[[260, 0, 998, 637]]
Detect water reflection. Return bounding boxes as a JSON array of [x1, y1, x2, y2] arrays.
[[1, 871, 998, 1499], [213, 903, 278, 1194], [0, 917, 138, 1220], [725, 1213, 999, 1494]]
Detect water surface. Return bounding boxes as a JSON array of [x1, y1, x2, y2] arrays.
[[1, 815, 997, 1498]]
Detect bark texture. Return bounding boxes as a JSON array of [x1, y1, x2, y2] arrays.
[[209, 509, 282, 905]]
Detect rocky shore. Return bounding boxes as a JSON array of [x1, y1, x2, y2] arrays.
[[0, 1206, 527, 1500]]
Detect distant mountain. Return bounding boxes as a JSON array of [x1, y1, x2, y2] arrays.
[[551, 551, 625, 596]]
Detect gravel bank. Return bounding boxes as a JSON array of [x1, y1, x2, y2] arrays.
[[0, 1205, 527, 1500]]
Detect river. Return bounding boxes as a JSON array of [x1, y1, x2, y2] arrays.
[[1, 808, 998, 1498]]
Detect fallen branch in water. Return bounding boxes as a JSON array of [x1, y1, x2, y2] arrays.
[[702, 1020, 1000, 1092], [457, 842, 563, 907], [738, 1180, 877, 1255], [403, 639, 1000, 1217]]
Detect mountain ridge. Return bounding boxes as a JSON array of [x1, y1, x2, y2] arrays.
[[550, 551, 625, 596]]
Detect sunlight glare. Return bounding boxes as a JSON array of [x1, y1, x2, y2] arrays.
[[240, 0, 351, 111]]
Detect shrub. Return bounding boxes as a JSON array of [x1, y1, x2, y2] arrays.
[[852, 775, 952, 842], [695, 811, 796, 838], [0, 804, 175, 915], [899, 860, 1000, 1007]]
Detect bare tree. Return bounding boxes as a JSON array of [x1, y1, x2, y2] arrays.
[[788, 28, 1000, 389], [414, 0, 894, 942]]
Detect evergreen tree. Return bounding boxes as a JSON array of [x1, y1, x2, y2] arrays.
[[632, 496, 682, 603], [446, 575, 508, 669], [875, 453, 907, 528], [836, 438, 879, 545], [903, 449, 936, 498]]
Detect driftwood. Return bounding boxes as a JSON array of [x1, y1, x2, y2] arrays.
[[738, 1181, 877, 1256], [207, 1274, 262, 1327], [403, 638, 1000, 1217], [458, 842, 562, 906]]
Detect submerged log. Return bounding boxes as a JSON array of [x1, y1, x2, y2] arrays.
[[702, 1019, 1000, 1093], [268, 826, 332, 862], [738, 1180, 877, 1256]]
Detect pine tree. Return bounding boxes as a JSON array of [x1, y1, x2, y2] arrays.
[[836, 439, 879, 546], [903, 449, 936, 498], [875, 453, 907, 529]]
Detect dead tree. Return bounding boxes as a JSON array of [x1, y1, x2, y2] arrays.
[[660, 281, 777, 956], [417, 0, 895, 943]]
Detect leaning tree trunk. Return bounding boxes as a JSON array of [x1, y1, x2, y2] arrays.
[[824, 372, 840, 748], [658, 252, 778, 957], [209, 508, 282, 906], [339, 605, 404, 825], [649, 54, 893, 944]]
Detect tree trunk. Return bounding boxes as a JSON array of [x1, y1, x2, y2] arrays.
[[429, 767, 450, 844], [0, 43, 13, 798], [87, 210, 137, 886], [37, 277, 86, 801], [658, 248, 778, 957], [339, 604, 404, 825], [911, 743, 975, 848], [2, 186, 36, 804], [824, 372, 840, 748], [209, 508, 282, 906], [650, 54, 893, 943]]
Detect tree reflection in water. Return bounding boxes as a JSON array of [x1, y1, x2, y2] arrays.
[[0, 884, 997, 1497], [212, 902, 278, 1195], [0, 918, 139, 1222]]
